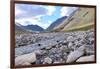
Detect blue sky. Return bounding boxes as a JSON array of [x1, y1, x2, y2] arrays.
[[15, 4, 77, 29]]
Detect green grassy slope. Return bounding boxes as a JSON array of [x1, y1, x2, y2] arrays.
[[52, 7, 95, 32], [63, 23, 94, 32]]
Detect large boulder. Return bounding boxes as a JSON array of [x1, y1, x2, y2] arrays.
[[15, 52, 36, 66], [66, 46, 85, 63], [76, 55, 94, 62]]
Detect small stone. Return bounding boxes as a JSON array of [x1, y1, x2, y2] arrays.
[[63, 52, 67, 56], [53, 61, 60, 64], [59, 59, 65, 63], [68, 42, 73, 48], [62, 40, 68, 45], [67, 36, 74, 42], [22, 62, 31, 65], [50, 48, 57, 54], [60, 46, 67, 51], [44, 57, 52, 64], [36, 60, 42, 64], [35, 50, 47, 55], [55, 54, 60, 58], [45, 46, 52, 50]]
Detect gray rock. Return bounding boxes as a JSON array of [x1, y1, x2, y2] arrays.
[[76, 55, 94, 62], [53, 61, 60, 64], [66, 46, 85, 63], [44, 57, 52, 64], [59, 59, 65, 63], [67, 36, 74, 42], [60, 46, 67, 51], [15, 52, 36, 66], [45, 46, 52, 50], [68, 42, 73, 49], [55, 54, 60, 58], [34, 50, 46, 55], [50, 48, 57, 54]]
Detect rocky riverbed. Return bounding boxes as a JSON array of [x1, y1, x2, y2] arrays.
[[15, 29, 95, 66]]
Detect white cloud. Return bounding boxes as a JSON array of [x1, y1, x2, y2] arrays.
[[15, 4, 56, 29], [15, 4, 56, 19], [61, 7, 77, 16], [15, 16, 51, 29], [15, 17, 41, 26], [43, 6, 56, 16]]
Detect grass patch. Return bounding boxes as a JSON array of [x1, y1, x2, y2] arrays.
[[63, 23, 94, 32]]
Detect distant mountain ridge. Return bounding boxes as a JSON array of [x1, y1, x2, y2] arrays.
[[15, 22, 44, 34], [46, 16, 67, 31], [23, 25, 44, 32]]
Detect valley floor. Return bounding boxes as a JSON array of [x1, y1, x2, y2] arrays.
[[15, 29, 95, 66]]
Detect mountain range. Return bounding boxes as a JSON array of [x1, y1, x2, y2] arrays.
[[23, 25, 44, 32], [15, 7, 95, 34], [15, 23, 44, 34]]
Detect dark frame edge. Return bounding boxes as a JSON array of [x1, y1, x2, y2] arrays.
[[14, 0, 96, 8], [10, 0, 15, 69], [94, 6, 97, 63]]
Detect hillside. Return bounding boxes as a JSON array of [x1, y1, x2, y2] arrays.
[[53, 7, 95, 32], [15, 23, 28, 34], [15, 23, 34, 35], [15, 22, 45, 35], [46, 16, 67, 31]]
